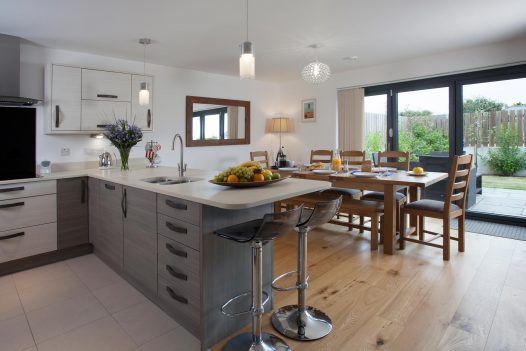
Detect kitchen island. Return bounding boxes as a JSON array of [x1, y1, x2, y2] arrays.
[[0, 166, 330, 350]]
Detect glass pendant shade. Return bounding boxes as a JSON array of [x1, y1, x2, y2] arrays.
[[239, 41, 255, 79], [139, 82, 150, 106], [301, 60, 331, 84]]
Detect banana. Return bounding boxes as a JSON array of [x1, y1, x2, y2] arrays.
[[239, 161, 261, 168]]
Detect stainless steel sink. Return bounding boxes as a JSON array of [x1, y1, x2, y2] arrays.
[[141, 176, 202, 185]]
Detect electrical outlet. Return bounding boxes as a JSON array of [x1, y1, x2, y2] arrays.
[[60, 147, 70, 156]]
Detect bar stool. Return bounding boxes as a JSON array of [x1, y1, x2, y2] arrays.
[[271, 196, 342, 340], [215, 206, 303, 351]]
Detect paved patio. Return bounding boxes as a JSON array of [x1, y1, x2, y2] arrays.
[[470, 187, 526, 218]]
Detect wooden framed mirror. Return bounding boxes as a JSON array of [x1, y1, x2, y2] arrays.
[[186, 96, 250, 147]]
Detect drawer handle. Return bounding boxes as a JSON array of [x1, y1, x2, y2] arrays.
[[0, 186, 25, 193], [166, 286, 188, 305], [165, 243, 188, 258], [97, 94, 118, 99], [147, 109, 152, 128], [0, 202, 24, 209], [166, 265, 188, 281], [96, 124, 110, 129], [165, 200, 187, 210], [0, 232, 25, 241], [55, 105, 60, 128], [165, 221, 187, 234], [104, 184, 115, 190]]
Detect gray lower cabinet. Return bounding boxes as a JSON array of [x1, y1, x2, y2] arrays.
[[57, 177, 89, 249], [122, 186, 157, 297]]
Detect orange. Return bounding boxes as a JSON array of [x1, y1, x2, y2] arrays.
[[227, 174, 239, 183], [253, 173, 265, 182]]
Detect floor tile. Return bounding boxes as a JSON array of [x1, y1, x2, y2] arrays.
[[18, 272, 88, 312], [505, 265, 526, 291], [22, 348, 37, 351], [0, 291, 24, 321], [0, 314, 35, 351], [26, 292, 108, 343], [93, 279, 146, 313], [13, 261, 72, 291], [140, 327, 200, 351], [113, 300, 179, 345], [67, 254, 122, 291], [0, 274, 17, 295], [37, 316, 136, 351]]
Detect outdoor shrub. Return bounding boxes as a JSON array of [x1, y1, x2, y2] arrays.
[[399, 118, 449, 160], [365, 131, 384, 158], [485, 125, 526, 176]]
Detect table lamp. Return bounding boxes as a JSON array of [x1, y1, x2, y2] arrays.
[[269, 117, 291, 166]]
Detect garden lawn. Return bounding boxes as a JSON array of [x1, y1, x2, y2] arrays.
[[482, 175, 526, 191]]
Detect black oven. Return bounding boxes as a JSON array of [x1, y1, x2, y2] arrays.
[[0, 106, 37, 181]]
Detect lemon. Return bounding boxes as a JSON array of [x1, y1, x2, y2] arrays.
[[413, 167, 424, 174]]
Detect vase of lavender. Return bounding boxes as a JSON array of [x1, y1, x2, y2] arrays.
[[103, 120, 143, 171]]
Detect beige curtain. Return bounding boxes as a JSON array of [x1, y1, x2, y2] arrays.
[[337, 88, 364, 151], [227, 106, 239, 139]]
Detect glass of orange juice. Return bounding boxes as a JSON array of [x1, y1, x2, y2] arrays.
[[331, 150, 342, 172]]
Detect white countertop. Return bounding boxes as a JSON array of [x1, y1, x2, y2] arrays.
[[0, 167, 331, 210]]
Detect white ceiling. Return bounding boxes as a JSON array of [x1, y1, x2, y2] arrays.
[[1, 0, 525, 82]]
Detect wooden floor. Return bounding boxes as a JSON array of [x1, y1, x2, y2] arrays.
[[213, 219, 526, 351]]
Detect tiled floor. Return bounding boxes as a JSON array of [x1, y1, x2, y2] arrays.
[[0, 254, 200, 351], [471, 187, 526, 218]]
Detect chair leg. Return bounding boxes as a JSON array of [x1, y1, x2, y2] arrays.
[[443, 218, 450, 261], [458, 213, 465, 252], [379, 216, 384, 245], [418, 216, 424, 240], [399, 210, 406, 250], [371, 216, 378, 251], [359, 216, 364, 234]]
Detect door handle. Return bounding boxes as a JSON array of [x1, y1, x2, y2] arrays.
[[0, 186, 24, 193], [121, 188, 127, 218], [165, 221, 187, 234], [165, 243, 188, 258], [96, 94, 118, 99], [165, 265, 188, 281], [166, 286, 188, 304], [147, 109, 151, 128], [0, 202, 24, 209], [55, 105, 60, 128], [96, 124, 110, 129], [0, 232, 25, 241], [165, 199, 187, 210]]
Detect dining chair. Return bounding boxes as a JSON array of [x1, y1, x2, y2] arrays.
[[250, 151, 270, 168], [340, 150, 366, 166], [399, 154, 473, 260], [310, 150, 333, 164]]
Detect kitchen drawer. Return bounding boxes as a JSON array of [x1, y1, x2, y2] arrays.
[[0, 194, 57, 232], [0, 222, 57, 263], [0, 180, 56, 201], [82, 69, 131, 102], [158, 276, 199, 335], [158, 214, 200, 251], [81, 100, 131, 131], [157, 194, 201, 226], [158, 235, 200, 293]]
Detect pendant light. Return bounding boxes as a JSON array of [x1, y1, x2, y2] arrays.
[[239, 0, 255, 79], [139, 38, 151, 106], [302, 44, 331, 84]]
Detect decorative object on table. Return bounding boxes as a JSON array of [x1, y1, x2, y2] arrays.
[[302, 99, 316, 122], [144, 140, 161, 168], [103, 119, 143, 171], [39, 160, 51, 174], [211, 161, 283, 187], [138, 38, 152, 106], [268, 117, 292, 167], [301, 44, 331, 84], [210, 176, 288, 188], [239, 0, 255, 79]]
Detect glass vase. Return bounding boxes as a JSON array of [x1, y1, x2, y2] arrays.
[[118, 147, 131, 171]]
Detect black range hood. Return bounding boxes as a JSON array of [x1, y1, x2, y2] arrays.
[[0, 34, 41, 106]]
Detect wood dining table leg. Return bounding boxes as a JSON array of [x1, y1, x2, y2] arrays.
[[383, 184, 396, 255], [409, 186, 420, 236]]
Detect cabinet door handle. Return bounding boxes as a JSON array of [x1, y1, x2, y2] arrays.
[[166, 286, 188, 305], [165, 243, 188, 258], [104, 184, 115, 190], [81, 179, 87, 204], [165, 200, 187, 210], [96, 124, 110, 129], [0, 231, 25, 241], [166, 265, 188, 281], [97, 94, 118, 99], [0, 186, 24, 193], [55, 105, 60, 128], [121, 188, 127, 218], [147, 109, 151, 128], [165, 221, 187, 234], [0, 202, 24, 209]]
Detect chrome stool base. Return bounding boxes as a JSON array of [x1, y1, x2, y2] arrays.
[[271, 305, 333, 341], [223, 332, 291, 351]]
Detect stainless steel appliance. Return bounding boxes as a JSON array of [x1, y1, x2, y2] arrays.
[[98, 152, 114, 168]]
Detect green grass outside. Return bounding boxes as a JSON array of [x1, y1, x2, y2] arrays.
[[482, 175, 526, 191]]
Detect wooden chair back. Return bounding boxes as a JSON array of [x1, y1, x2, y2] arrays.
[[445, 154, 473, 212], [250, 151, 269, 168], [378, 151, 410, 171], [310, 150, 333, 164], [341, 150, 366, 166]]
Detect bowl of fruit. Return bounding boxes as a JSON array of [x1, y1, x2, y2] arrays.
[[210, 161, 287, 188]]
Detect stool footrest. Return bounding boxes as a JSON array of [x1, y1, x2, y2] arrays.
[[272, 271, 309, 292], [221, 290, 270, 317]]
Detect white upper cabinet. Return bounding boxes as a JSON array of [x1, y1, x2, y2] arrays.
[[81, 100, 131, 131], [82, 69, 132, 102], [131, 74, 153, 131], [50, 65, 82, 131]]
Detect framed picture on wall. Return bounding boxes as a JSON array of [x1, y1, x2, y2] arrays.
[[302, 99, 316, 122]]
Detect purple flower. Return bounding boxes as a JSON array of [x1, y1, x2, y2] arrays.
[[103, 119, 143, 149]]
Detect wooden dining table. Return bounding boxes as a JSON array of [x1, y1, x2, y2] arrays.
[[290, 170, 448, 255]]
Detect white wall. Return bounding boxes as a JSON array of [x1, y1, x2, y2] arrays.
[[19, 44, 281, 171], [279, 36, 526, 164]]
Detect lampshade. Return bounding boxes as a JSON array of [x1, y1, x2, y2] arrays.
[[269, 117, 291, 133], [302, 60, 331, 84], [240, 41, 255, 79], [139, 82, 150, 106]]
